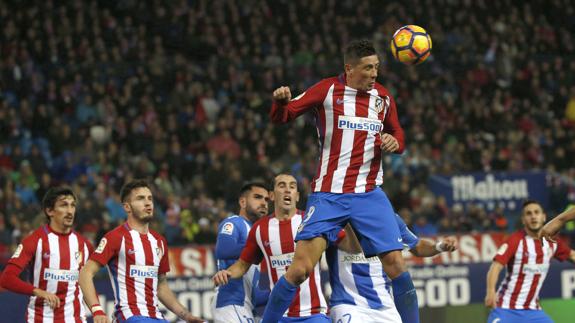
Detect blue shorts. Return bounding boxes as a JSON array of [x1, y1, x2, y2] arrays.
[[295, 187, 403, 257], [279, 314, 331, 322], [487, 308, 553, 323], [122, 316, 169, 323]]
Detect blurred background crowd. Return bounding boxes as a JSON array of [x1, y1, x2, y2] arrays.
[[1, 0, 575, 264]]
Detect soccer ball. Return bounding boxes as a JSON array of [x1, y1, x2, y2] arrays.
[[390, 25, 432, 65]]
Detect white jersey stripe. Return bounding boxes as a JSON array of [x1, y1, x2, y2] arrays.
[[337, 251, 368, 307], [355, 92, 378, 193], [64, 235, 79, 323], [501, 239, 524, 308], [43, 234, 60, 321], [148, 233, 161, 317], [28, 239, 44, 321], [314, 84, 335, 191], [331, 87, 357, 193], [117, 237, 131, 319], [130, 231, 149, 317]]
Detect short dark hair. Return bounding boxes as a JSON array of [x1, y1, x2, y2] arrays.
[[120, 179, 152, 203], [521, 199, 542, 212], [239, 182, 269, 198], [42, 187, 77, 221], [344, 39, 377, 65]]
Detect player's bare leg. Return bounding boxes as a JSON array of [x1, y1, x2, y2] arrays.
[[262, 236, 327, 323], [379, 250, 419, 323]]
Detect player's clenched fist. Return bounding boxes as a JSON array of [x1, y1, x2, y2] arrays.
[[212, 270, 232, 286], [273, 86, 292, 103], [380, 133, 399, 152]]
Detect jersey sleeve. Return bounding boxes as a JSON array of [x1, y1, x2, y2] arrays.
[[89, 231, 120, 266], [158, 237, 170, 274], [396, 214, 419, 249], [7, 233, 39, 270], [554, 238, 571, 262], [493, 233, 520, 265], [240, 223, 264, 264], [380, 91, 405, 154], [215, 219, 245, 260], [270, 80, 330, 123]]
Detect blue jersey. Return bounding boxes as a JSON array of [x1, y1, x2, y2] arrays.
[[326, 214, 419, 309], [214, 215, 264, 309]]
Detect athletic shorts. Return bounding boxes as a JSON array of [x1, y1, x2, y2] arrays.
[[295, 187, 403, 257], [330, 304, 401, 323], [120, 316, 168, 323], [279, 314, 331, 322], [487, 308, 553, 323], [212, 304, 255, 323]]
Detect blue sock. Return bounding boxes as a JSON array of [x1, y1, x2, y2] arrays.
[[261, 276, 298, 323], [392, 271, 419, 323]]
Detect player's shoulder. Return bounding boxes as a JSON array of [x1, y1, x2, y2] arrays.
[[252, 214, 273, 229], [148, 228, 167, 242], [21, 226, 47, 245], [101, 223, 129, 242], [373, 83, 392, 96], [503, 230, 525, 248]]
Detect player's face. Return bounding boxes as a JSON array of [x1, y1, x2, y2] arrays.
[[124, 187, 154, 223], [271, 174, 299, 213], [346, 55, 379, 91], [47, 195, 76, 232], [521, 203, 546, 233], [242, 187, 269, 222]]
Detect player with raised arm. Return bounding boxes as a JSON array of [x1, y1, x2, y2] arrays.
[[262, 39, 418, 323], [213, 174, 329, 322], [79, 179, 204, 323], [485, 200, 575, 323], [0, 187, 93, 322], [539, 206, 575, 241], [328, 214, 457, 322], [212, 182, 270, 322]]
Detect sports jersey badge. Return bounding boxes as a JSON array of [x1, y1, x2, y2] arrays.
[[95, 238, 107, 254], [12, 244, 23, 258], [221, 223, 234, 235]]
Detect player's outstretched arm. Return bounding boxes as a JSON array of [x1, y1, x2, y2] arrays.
[[540, 207, 575, 241], [484, 261, 504, 308], [79, 260, 110, 323], [157, 274, 205, 323], [212, 259, 252, 286], [410, 237, 458, 257], [0, 263, 61, 309]]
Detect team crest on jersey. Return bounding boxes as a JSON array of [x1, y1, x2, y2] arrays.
[[75, 251, 83, 263], [156, 247, 162, 258], [221, 223, 234, 235], [375, 95, 390, 114], [95, 238, 107, 254], [11, 244, 23, 258]]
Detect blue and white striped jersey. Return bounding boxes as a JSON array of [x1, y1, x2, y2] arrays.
[[326, 214, 419, 309]]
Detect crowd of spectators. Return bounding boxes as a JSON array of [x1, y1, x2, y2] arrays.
[[1, 0, 575, 262]]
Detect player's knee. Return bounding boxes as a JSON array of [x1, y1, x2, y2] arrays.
[[286, 260, 313, 286], [379, 250, 407, 279]]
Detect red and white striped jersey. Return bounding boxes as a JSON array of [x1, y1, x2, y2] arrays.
[[8, 224, 92, 323], [270, 75, 405, 194], [494, 230, 571, 309], [90, 223, 169, 321], [240, 211, 327, 318]]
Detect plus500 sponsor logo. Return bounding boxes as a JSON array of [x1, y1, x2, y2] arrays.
[[270, 253, 294, 269], [337, 116, 382, 133], [129, 265, 158, 278], [43, 268, 79, 282]]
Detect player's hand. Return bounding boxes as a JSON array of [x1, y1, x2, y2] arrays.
[[273, 86, 292, 104], [212, 270, 232, 286], [539, 218, 563, 242], [380, 133, 399, 152], [484, 292, 497, 308], [439, 237, 458, 252], [33, 288, 60, 309], [183, 313, 206, 323], [93, 314, 111, 323]]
